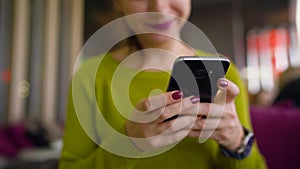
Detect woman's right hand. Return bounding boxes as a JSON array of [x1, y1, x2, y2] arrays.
[[125, 91, 201, 151]]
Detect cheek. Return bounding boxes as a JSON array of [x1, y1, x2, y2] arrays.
[[182, 7, 191, 20], [173, 1, 191, 19], [123, 9, 145, 15], [120, 2, 149, 15], [124, 15, 148, 34]]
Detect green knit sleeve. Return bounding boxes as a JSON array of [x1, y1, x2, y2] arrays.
[[58, 57, 140, 169], [58, 58, 102, 169], [58, 56, 101, 168], [58, 86, 139, 169], [58, 87, 98, 169]]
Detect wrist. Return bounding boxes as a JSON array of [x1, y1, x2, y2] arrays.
[[229, 125, 245, 150], [220, 127, 255, 159]]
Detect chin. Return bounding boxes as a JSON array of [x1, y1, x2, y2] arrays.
[[141, 33, 177, 45]]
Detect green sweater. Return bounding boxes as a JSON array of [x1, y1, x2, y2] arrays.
[[59, 53, 267, 169]]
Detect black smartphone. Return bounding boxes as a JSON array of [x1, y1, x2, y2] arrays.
[[167, 56, 230, 103]]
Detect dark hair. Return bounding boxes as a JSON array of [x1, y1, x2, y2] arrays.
[[273, 67, 300, 107], [85, 0, 143, 51], [273, 78, 300, 107], [84, 0, 118, 40], [85, 0, 114, 13]]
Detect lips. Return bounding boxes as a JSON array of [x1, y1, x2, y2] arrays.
[[146, 20, 175, 31]]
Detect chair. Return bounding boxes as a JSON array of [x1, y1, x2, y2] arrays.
[[251, 105, 300, 169]]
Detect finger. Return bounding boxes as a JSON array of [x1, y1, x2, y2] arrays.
[[162, 129, 192, 145], [214, 78, 239, 104], [158, 115, 198, 135], [189, 115, 206, 131], [206, 103, 226, 118], [159, 96, 201, 122], [159, 96, 213, 123], [188, 130, 201, 138], [146, 128, 192, 149], [190, 116, 222, 132], [197, 116, 223, 143], [131, 94, 200, 124], [199, 118, 222, 131], [136, 91, 183, 112]]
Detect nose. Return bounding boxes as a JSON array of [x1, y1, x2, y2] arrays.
[[149, 0, 170, 13]]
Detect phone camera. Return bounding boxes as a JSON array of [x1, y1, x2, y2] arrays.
[[194, 70, 207, 79]]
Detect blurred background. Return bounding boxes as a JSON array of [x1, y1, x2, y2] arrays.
[[0, 0, 299, 168]]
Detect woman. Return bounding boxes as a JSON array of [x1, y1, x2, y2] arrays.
[[59, 0, 266, 168]]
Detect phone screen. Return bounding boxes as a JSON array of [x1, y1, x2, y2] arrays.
[[167, 56, 230, 103]]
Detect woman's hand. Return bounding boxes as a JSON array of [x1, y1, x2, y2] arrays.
[[188, 78, 244, 151], [125, 91, 201, 151]]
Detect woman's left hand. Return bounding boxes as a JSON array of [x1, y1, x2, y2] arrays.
[[188, 78, 244, 151]]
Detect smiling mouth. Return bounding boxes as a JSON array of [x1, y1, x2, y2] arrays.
[[146, 20, 175, 31]]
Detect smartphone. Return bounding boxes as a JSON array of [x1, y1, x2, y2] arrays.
[[166, 56, 230, 103]]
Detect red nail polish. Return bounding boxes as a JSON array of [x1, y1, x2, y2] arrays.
[[172, 91, 183, 100], [190, 96, 200, 104]]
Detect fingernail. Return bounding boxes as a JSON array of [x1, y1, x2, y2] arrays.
[[172, 91, 183, 100], [190, 96, 200, 104], [219, 79, 228, 88]]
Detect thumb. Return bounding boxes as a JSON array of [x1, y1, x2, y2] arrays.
[[214, 78, 239, 104]]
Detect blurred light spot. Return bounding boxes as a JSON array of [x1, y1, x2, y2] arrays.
[[1, 70, 12, 83], [18, 80, 30, 98]]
